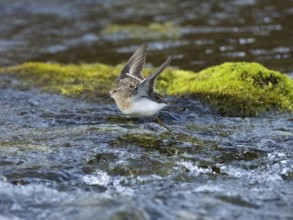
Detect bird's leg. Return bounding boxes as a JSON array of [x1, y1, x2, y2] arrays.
[[154, 116, 171, 132]]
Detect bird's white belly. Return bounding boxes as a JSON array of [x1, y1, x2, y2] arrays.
[[123, 98, 166, 117]]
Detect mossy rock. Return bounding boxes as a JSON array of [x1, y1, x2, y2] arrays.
[[101, 22, 180, 40], [0, 62, 120, 100], [159, 62, 293, 116], [0, 61, 292, 117]]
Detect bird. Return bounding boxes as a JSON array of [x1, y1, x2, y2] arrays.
[[108, 43, 174, 117]]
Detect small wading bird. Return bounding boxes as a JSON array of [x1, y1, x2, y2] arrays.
[[105, 43, 174, 117]]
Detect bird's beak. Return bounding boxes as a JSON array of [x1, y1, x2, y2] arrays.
[[101, 94, 111, 101]]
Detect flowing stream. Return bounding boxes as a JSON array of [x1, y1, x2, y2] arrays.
[[0, 0, 293, 219]]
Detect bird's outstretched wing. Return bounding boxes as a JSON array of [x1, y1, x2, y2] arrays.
[[135, 54, 175, 98], [117, 43, 148, 82]]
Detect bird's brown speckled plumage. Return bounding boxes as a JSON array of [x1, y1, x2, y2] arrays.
[[110, 43, 174, 116]]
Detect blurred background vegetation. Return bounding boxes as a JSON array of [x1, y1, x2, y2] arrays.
[[0, 0, 292, 74]]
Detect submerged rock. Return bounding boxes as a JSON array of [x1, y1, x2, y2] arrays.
[[101, 22, 180, 40], [0, 61, 292, 116]]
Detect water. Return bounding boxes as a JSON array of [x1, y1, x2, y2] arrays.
[[0, 0, 292, 73], [0, 83, 292, 219], [0, 0, 293, 219]]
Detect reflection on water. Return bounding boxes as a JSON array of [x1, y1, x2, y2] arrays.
[[0, 0, 292, 73]]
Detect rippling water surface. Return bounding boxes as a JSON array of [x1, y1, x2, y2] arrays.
[[0, 1, 293, 219], [0, 81, 292, 219], [0, 0, 292, 73]]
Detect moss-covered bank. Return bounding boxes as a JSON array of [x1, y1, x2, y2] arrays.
[[161, 62, 293, 116], [0, 62, 292, 116]]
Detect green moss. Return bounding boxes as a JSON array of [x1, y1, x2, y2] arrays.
[[0, 61, 292, 116], [102, 22, 180, 40], [113, 132, 209, 156], [115, 133, 161, 149], [158, 62, 293, 116], [0, 62, 121, 99], [0, 141, 51, 151]]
